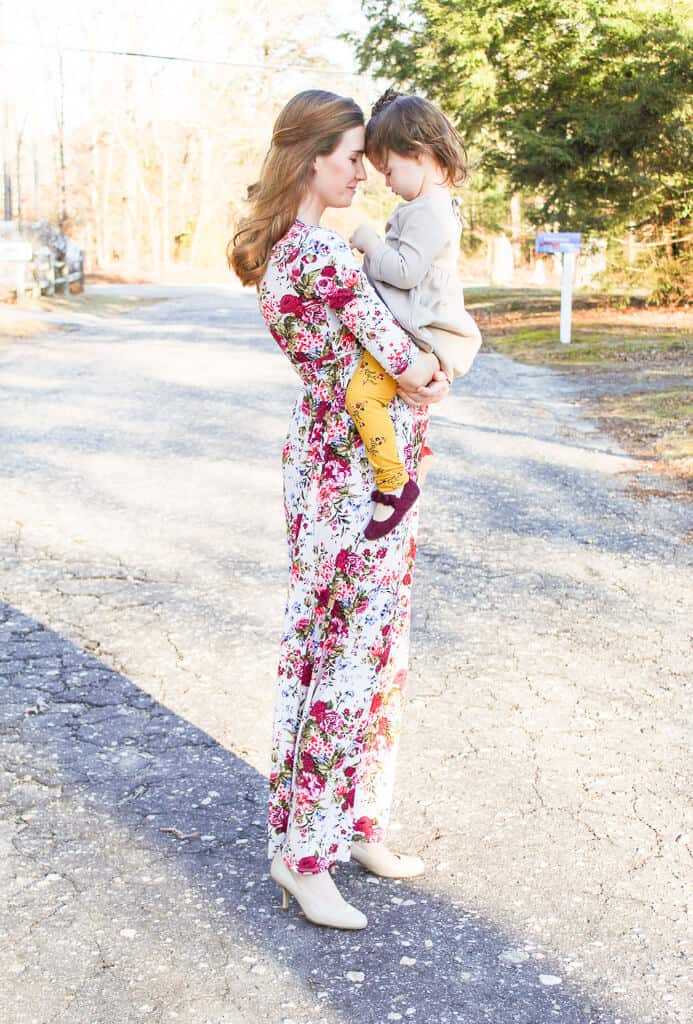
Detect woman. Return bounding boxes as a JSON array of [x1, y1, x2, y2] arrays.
[[229, 90, 449, 930]]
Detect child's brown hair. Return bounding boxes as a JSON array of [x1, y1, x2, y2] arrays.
[[365, 88, 467, 187]]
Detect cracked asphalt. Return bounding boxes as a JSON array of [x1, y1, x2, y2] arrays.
[[0, 285, 691, 1024]]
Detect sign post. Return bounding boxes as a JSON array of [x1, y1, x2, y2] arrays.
[[535, 232, 582, 344]]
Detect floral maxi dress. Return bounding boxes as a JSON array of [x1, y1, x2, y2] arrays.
[[259, 220, 430, 874]]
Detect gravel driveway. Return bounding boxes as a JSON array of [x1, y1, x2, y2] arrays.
[[0, 285, 690, 1024]]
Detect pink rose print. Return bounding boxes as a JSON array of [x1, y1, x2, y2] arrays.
[[301, 300, 327, 325], [297, 771, 326, 797], [261, 223, 428, 873], [314, 275, 337, 300], [310, 700, 329, 727], [393, 669, 408, 691], [353, 815, 376, 839], [279, 294, 305, 316], [297, 855, 320, 873], [322, 709, 343, 733], [327, 287, 356, 311], [335, 548, 365, 577], [291, 512, 303, 542], [268, 804, 289, 831], [327, 606, 348, 640]]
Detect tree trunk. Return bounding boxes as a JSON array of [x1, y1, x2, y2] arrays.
[[56, 50, 68, 231], [33, 141, 40, 221], [101, 136, 113, 265], [15, 126, 23, 221], [121, 153, 138, 268], [133, 150, 160, 274], [161, 138, 170, 270], [3, 98, 13, 219], [510, 192, 522, 267], [627, 224, 636, 265], [90, 128, 103, 267], [188, 130, 213, 267]]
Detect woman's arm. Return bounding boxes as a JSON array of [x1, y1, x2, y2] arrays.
[[304, 232, 448, 396], [313, 237, 419, 379]]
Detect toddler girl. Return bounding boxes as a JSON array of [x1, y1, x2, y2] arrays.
[[347, 89, 482, 540]]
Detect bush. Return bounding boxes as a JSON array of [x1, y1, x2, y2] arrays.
[[601, 244, 692, 308], [646, 252, 693, 308]]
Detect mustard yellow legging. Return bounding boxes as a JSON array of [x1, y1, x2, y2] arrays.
[[345, 350, 410, 493]]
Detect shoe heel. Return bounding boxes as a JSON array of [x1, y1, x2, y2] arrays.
[[280, 885, 290, 911]]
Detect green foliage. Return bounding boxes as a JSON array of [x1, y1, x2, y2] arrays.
[[459, 169, 510, 250], [601, 243, 693, 307], [352, 0, 693, 235], [646, 252, 693, 307]]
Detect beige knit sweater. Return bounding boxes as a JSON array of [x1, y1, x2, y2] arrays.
[[357, 190, 481, 380]]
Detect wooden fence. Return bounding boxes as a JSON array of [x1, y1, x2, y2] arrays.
[[0, 241, 84, 300]]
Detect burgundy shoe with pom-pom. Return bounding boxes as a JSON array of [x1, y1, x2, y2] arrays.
[[364, 479, 420, 541]]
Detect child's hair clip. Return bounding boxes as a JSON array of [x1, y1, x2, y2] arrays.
[[370, 88, 403, 119]]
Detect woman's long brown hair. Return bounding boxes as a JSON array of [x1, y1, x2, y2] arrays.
[[228, 90, 364, 287]]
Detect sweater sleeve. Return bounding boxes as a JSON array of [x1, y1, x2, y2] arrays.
[[366, 201, 447, 290]]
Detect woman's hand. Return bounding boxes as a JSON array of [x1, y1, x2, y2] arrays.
[[396, 352, 450, 407], [395, 351, 440, 391], [397, 370, 450, 407]]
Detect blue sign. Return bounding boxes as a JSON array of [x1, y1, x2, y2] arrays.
[[535, 232, 582, 255]]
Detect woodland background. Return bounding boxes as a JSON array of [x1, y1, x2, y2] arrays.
[[1, 0, 691, 301]]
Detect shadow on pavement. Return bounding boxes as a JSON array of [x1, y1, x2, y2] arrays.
[[1, 601, 629, 1024]]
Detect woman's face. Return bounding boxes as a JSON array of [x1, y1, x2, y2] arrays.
[[310, 125, 367, 209]]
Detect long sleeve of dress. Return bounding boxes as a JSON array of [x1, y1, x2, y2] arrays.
[[365, 203, 446, 291], [310, 235, 418, 379]]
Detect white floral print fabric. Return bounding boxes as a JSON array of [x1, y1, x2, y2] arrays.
[[259, 220, 430, 874]]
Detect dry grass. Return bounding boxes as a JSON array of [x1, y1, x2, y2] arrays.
[[473, 287, 693, 493], [17, 292, 164, 318], [0, 318, 57, 344], [0, 290, 165, 346]]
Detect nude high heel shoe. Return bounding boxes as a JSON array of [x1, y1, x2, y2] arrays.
[[350, 840, 425, 879], [270, 851, 367, 930]]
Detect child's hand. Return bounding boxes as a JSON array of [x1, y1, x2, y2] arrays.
[[349, 224, 381, 256]]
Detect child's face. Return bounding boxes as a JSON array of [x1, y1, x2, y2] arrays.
[[380, 150, 426, 202]]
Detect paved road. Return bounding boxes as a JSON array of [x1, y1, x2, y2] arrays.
[[0, 286, 690, 1024]]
